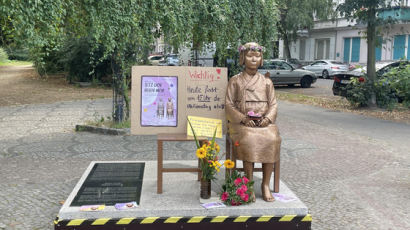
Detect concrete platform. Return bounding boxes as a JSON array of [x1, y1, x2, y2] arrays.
[[55, 161, 311, 230]]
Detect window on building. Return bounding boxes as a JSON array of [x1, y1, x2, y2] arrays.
[[299, 39, 306, 60], [375, 36, 382, 61], [315, 38, 330, 60]]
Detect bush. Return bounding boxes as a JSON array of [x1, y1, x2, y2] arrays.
[[346, 63, 410, 109], [345, 77, 372, 107], [31, 44, 65, 76], [6, 47, 29, 60], [59, 37, 112, 83], [374, 77, 399, 110], [383, 63, 410, 106], [0, 47, 9, 62]]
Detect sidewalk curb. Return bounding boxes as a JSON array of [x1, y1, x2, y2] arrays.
[[75, 125, 129, 135]]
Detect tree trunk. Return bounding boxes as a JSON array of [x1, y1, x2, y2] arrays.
[[278, 8, 291, 59], [283, 32, 291, 59], [111, 51, 126, 123], [367, 8, 377, 108]]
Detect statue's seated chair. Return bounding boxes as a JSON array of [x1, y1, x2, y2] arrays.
[[225, 132, 280, 193]]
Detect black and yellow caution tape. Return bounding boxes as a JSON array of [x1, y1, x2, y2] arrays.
[[55, 214, 312, 227]]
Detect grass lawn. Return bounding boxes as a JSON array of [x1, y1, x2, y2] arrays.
[[0, 60, 33, 66]]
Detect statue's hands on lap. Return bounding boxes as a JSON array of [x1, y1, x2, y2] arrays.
[[242, 118, 256, 127], [258, 117, 270, 127]]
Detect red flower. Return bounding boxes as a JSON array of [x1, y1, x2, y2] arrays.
[[236, 187, 243, 195], [231, 200, 241, 206], [240, 184, 248, 193], [221, 192, 229, 201], [242, 177, 249, 184], [234, 141, 240, 146], [240, 193, 249, 202], [359, 77, 365, 83], [234, 178, 242, 186]]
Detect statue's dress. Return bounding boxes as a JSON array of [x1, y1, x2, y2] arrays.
[[225, 72, 281, 163]]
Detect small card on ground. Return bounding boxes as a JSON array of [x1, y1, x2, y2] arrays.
[[201, 202, 226, 209], [79, 204, 105, 211], [115, 201, 138, 210], [272, 193, 297, 203]]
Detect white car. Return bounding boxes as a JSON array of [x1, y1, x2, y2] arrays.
[[158, 54, 179, 66], [302, 60, 349, 79], [258, 59, 317, 88], [350, 61, 395, 74], [148, 55, 164, 66]]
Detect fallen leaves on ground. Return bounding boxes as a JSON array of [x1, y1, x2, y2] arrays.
[[276, 91, 410, 124]]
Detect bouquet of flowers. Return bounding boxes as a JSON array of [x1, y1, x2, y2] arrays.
[[187, 119, 235, 181], [221, 170, 254, 206]]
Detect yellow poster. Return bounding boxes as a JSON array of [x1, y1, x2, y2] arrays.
[[187, 116, 222, 138]]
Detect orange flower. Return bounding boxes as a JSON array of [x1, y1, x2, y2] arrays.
[[224, 160, 235, 169], [234, 141, 240, 146]]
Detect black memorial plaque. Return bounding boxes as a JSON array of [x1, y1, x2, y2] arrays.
[[71, 163, 145, 206]]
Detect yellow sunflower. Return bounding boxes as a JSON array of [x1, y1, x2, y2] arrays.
[[196, 148, 206, 159], [215, 143, 220, 153], [224, 160, 235, 169]]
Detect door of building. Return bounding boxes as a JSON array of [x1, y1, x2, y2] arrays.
[[393, 35, 406, 60], [343, 37, 360, 62], [351, 37, 361, 62], [408, 35, 410, 60], [343, 38, 350, 63]]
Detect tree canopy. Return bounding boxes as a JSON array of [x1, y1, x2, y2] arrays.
[[1, 0, 280, 120]]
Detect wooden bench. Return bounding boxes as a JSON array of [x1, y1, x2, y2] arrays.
[[156, 133, 208, 194]]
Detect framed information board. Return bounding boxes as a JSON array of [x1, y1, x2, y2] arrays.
[[131, 66, 228, 135]]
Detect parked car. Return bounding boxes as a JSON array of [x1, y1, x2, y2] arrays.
[[280, 58, 303, 69], [349, 61, 395, 74], [148, 55, 164, 66], [332, 60, 410, 97], [258, 59, 317, 88], [302, 60, 349, 79], [158, 54, 179, 66]]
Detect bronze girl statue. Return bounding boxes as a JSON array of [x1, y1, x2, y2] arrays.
[[225, 42, 281, 202]]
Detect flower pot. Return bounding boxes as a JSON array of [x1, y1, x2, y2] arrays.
[[200, 179, 211, 199]]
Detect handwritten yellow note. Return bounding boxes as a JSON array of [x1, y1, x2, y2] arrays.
[[187, 116, 222, 138]]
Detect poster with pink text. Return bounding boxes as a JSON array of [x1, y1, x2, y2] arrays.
[[140, 76, 178, 127]]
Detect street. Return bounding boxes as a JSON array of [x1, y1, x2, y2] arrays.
[[0, 98, 409, 229]]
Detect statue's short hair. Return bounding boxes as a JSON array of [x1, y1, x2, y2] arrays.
[[239, 42, 264, 67]]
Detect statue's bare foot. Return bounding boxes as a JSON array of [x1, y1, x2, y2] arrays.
[[261, 184, 275, 202]]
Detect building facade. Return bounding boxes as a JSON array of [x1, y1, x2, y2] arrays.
[[279, 2, 410, 64]]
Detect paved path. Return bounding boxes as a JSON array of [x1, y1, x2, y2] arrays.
[[0, 99, 409, 229], [276, 78, 336, 98]]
